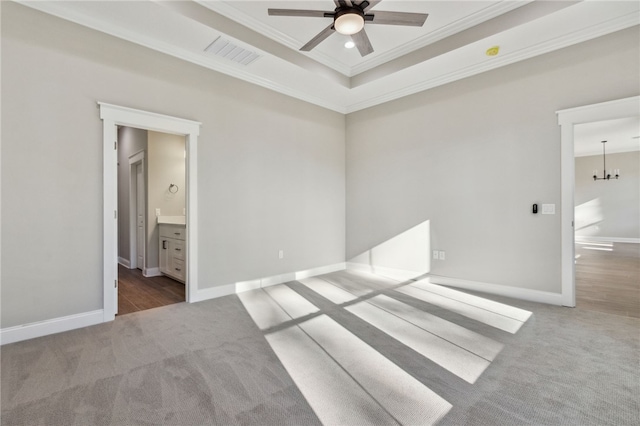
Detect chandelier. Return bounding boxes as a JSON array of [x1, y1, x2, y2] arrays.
[[592, 140, 620, 181]]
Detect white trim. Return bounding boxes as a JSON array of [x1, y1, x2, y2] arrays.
[[557, 96, 640, 308], [345, 11, 639, 114], [198, 0, 524, 78], [191, 262, 347, 303], [143, 267, 162, 278], [295, 262, 346, 280], [128, 150, 145, 271], [17, 1, 638, 115], [99, 102, 201, 322], [428, 275, 563, 306], [0, 310, 104, 346], [575, 236, 640, 244], [118, 256, 131, 268], [346, 262, 423, 282]]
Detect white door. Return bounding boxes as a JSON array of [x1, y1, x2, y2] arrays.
[[136, 163, 145, 270]]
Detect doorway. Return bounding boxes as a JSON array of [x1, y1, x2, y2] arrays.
[[557, 95, 640, 308], [117, 129, 188, 315], [572, 117, 640, 318], [99, 103, 201, 322]]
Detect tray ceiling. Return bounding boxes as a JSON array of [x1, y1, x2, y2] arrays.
[[16, 0, 640, 113]]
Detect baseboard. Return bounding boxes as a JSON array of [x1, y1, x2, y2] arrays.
[[295, 262, 346, 280], [0, 310, 104, 346], [192, 262, 347, 303], [347, 262, 424, 282], [428, 275, 563, 306], [143, 267, 162, 277], [190, 283, 237, 303], [118, 257, 131, 268], [575, 236, 640, 244]]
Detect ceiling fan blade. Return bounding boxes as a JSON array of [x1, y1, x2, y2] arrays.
[[368, 11, 428, 26], [300, 23, 335, 51], [360, 0, 382, 12], [268, 9, 329, 18], [351, 29, 374, 56]]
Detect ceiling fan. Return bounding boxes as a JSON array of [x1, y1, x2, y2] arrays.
[[268, 0, 428, 57]]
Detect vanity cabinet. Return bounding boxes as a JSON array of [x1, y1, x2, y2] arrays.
[[159, 223, 186, 283]]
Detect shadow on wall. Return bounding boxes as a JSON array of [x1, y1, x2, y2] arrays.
[[575, 198, 603, 235], [347, 220, 431, 281]]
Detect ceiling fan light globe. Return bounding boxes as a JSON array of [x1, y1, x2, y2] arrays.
[[334, 13, 364, 35]]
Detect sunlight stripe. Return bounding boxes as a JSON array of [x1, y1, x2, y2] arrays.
[[396, 285, 525, 333], [237, 289, 292, 330], [413, 279, 533, 321], [298, 277, 359, 304], [263, 284, 319, 318], [266, 324, 399, 425], [298, 315, 452, 424], [346, 302, 490, 383], [367, 295, 504, 361]]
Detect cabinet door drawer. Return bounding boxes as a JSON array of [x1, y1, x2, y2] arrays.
[[159, 225, 186, 240], [171, 240, 185, 260], [172, 259, 186, 281]]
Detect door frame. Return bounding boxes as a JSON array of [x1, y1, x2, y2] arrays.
[[556, 95, 639, 307], [129, 151, 145, 270], [100, 102, 201, 322]]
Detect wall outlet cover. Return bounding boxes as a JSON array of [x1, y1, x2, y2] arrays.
[[541, 204, 556, 214], [438, 251, 445, 260], [433, 250, 439, 260]]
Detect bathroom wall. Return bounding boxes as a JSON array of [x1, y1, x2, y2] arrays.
[[146, 131, 186, 270], [117, 126, 147, 265]]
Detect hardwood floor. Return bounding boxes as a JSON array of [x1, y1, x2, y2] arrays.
[[575, 241, 640, 318], [117, 264, 185, 315]]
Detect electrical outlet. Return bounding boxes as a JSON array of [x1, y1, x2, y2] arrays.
[[155, 208, 161, 217], [439, 251, 446, 260], [278, 250, 284, 259], [433, 250, 439, 260]]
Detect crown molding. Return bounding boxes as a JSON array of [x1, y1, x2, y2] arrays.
[[345, 11, 640, 113], [350, 0, 531, 75], [196, 0, 353, 76], [16, 0, 347, 114], [14, 1, 640, 116]]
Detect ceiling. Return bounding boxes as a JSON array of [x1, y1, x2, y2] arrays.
[[17, 1, 640, 113], [575, 117, 640, 157]]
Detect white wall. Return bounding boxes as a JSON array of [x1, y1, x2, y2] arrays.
[[346, 27, 639, 294], [146, 131, 186, 269], [117, 126, 147, 263], [1, 3, 345, 328], [575, 151, 640, 240]]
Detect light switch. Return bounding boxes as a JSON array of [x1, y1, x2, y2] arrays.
[[542, 204, 555, 215], [433, 250, 439, 260], [439, 251, 446, 260], [155, 208, 161, 216], [278, 250, 284, 259]]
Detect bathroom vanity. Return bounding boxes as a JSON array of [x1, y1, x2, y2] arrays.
[[158, 217, 186, 283]]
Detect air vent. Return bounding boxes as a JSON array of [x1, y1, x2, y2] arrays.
[[204, 37, 261, 66]]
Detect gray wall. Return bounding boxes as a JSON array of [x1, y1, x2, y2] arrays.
[[346, 27, 639, 294], [1, 3, 345, 327], [117, 126, 147, 262], [147, 131, 186, 269], [575, 151, 640, 239]]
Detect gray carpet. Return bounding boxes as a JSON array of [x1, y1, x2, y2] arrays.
[[1, 270, 638, 425]]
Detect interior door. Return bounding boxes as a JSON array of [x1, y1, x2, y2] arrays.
[[136, 163, 145, 270]]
